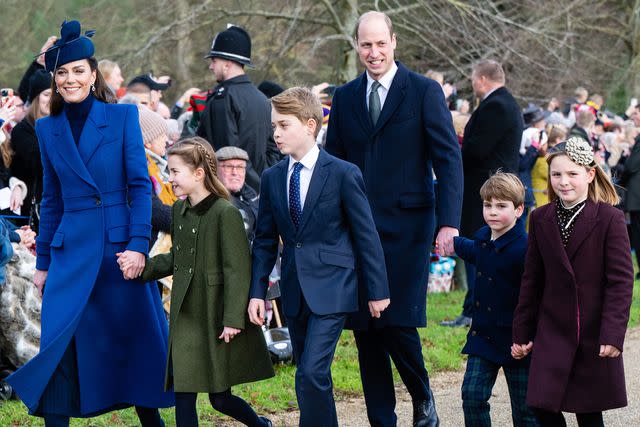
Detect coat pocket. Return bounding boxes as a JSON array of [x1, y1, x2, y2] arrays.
[[398, 192, 434, 209], [50, 232, 64, 248], [207, 272, 224, 286], [319, 249, 355, 269], [108, 225, 130, 243]]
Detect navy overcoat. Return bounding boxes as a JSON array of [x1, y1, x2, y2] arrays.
[[513, 200, 633, 412], [326, 62, 463, 328], [8, 101, 174, 414]]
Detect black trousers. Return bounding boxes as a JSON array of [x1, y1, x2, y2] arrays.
[[174, 390, 264, 427], [531, 407, 603, 427], [354, 326, 432, 427]]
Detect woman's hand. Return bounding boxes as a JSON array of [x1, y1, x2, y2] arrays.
[[115, 250, 146, 279], [9, 186, 23, 212], [218, 326, 241, 343], [599, 344, 621, 358], [36, 36, 57, 66], [34, 269, 48, 297]]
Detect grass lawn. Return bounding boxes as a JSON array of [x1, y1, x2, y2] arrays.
[[1, 283, 638, 426]]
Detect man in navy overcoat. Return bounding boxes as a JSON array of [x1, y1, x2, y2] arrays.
[[325, 11, 463, 427]]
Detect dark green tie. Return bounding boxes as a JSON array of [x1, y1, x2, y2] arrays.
[[369, 81, 382, 125]]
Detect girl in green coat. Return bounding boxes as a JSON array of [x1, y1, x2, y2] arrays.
[[120, 137, 274, 427]]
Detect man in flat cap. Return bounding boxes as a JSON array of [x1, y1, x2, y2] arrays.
[[216, 146, 259, 243], [198, 25, 280, 193]]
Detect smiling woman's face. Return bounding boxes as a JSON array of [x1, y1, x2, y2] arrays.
[[54, 59, 96, 103]]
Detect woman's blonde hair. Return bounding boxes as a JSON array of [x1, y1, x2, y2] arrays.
[[167, 137, 230, 201], [546, 149, 619, 205]]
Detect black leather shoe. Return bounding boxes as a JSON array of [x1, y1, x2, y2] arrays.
[[439, 315, 471, 327], [259, 416, 273, 427], [413, 396, 440, 427]]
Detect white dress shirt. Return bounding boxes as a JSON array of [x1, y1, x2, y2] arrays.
[[366, 62, 398, 111], [287, 144, 320, 211]]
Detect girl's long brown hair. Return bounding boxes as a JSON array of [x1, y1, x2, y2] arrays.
[[167, 137, 230, 201], [49, 57, 116, 116]]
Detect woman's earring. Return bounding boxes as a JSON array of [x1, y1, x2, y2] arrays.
[[91, 83, 96, 92], [55, 88, 59, 94]]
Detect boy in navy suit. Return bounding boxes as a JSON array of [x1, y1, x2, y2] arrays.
[[248, 87, 390, 426], [452, 172, 538, 426]]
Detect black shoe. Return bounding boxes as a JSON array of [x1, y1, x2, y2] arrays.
[[413, 396, 440, 427], [439, 315, 471, 327], [259, 416, 273, 427]]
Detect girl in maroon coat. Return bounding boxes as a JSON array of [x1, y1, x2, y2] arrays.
[[511, 136, 634, 427]]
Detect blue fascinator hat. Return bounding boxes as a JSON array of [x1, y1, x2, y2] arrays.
[[41, 20, 96, 73]]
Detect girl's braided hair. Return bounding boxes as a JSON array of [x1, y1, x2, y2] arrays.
[[167, 137, 230, 201]]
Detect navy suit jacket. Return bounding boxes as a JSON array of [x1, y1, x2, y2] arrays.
[[325, 62, 463, 327], [250, 149, 389, 317], [454, 220, 529, 367]]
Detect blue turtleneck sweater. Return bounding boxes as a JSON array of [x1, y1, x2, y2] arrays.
[[64, 93, 94, 145]]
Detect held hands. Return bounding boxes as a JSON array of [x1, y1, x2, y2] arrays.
[[368, 298, 390, 318], [116, 250, 146, 280], [219, 326, 241, 343], [599, 344, 621, 358], [511, 341, 533, 359], [436, 226, 459, 256], [34, 269, 48, 297], [15, 226, 36, 250]]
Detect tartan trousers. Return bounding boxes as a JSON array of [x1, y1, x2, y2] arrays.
[[461, 355, 539, 427]]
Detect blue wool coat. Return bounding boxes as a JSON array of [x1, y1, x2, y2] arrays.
[[454, 220, 529, 366], [7, 101, 174, 415], [325, 62, 463, 328]]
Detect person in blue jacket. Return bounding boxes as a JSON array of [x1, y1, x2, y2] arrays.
[[452, 172, 537, 426], [7, 20, 173, 427]]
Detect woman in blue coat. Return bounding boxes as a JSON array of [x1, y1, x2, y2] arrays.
[[7, 20, 174, 426]]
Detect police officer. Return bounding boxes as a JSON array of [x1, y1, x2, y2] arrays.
[[197, 25, 280, 192]]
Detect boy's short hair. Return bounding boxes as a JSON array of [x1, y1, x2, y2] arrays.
[[271, 87, 324, 138], [479, 172, 525, 207]]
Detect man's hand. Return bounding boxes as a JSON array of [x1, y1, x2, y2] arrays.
[[368, 298, 390, 318], [116, 250, 146, 279], [36, 36, 57, 66], [599, 344, 621, 358], [248, 298, 266, 326], [436, 226, 459, 256], [511, 341, 533, 359], [178, 87, 201, 105], [219, 326, 241, 343], [34, 269, 48, 297]]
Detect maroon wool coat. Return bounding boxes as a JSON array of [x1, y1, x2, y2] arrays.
[[512, 199, 633, 413]]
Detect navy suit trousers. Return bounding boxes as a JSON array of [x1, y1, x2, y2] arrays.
[[287, 297, 346, 427]]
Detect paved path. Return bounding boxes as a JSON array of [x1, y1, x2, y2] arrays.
[[223, 328, 640, 426]]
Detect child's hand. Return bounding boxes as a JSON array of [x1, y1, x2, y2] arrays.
[[599, 344, 621, 358], [511, 341, 533, 359], [368, 298, 390, 318], [219, 326, 241, 343], [248, 298, 266, 326]]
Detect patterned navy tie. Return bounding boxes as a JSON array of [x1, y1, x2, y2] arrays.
[[289, 162, 303, 229]]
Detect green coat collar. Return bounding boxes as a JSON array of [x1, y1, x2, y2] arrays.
[[180, 193, 219, 216]]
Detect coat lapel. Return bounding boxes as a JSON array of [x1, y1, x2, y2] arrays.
[[351, 73, 373, 133], [277, 160, 296, 235], [540, 203, 575, 276], [372, 62, 407, 135], [564, 199, 598, 261], [296, 150, 330, 236], [50, 113, 97, 188], [77, 100, 107, 165]]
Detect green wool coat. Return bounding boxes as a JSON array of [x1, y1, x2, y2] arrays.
[[142, 194, 274, 393]]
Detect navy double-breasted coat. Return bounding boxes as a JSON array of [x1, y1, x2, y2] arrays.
[[8, 101, 173, 415]]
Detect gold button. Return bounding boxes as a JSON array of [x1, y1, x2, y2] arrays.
[[190, 248, 195, 254], [176, 245, 181, 251], [189, 268, 193, 274], [192, 228, 197, 233], [175, 265, 179, 271], [179, 225, 183, 230]]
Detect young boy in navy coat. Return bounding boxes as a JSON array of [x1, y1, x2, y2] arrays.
[[452, 172, 538, 426], [248, 87, 390, 427]]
